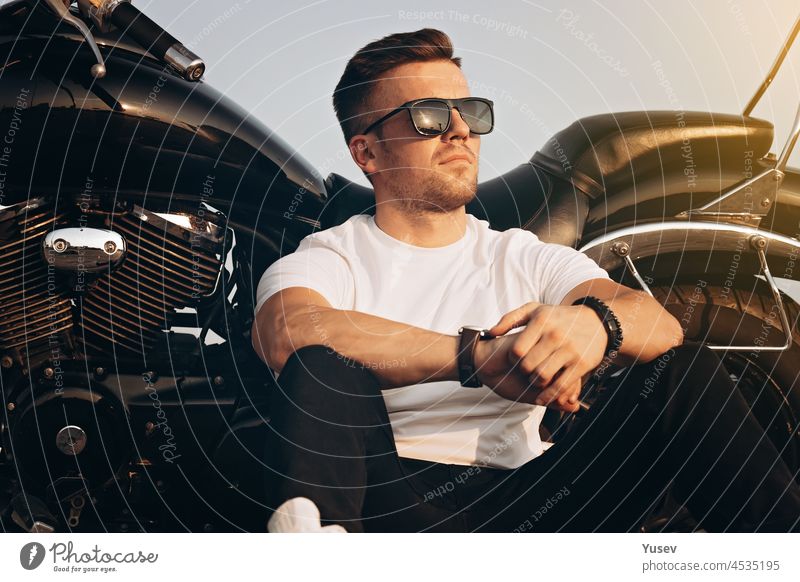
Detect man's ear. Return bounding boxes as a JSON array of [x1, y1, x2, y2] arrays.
[[349, 135, 377, 175]]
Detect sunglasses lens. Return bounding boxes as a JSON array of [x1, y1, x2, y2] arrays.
[[411, 101, 451, 135], [408, 99, 494, 136], [460, 99, 493, 134]]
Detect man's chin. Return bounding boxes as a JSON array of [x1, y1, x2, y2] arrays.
[[440, 180, 478, 211], [393, 174, 478, 214], [416, 187, 475, 212]]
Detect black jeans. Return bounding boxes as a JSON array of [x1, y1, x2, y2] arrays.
[[262, 341, 800, 532]]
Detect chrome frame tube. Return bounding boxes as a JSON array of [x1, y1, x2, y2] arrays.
[[777, 101, 800, 173], [743, 14, 800, 117]]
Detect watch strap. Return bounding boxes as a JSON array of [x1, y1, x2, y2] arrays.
[[457, 327, 489, 387]]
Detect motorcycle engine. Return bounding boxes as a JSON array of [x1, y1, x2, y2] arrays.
[[0, 196, 226, 364], [0, 196, 227, 504]]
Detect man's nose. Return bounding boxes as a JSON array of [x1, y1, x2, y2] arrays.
[[444, 107, 471, 140]]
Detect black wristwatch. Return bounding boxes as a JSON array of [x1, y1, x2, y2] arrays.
[[457, 326, 492, 387], [571, 296, 623, 364]]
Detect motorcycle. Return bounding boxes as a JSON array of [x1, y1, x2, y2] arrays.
[[0, 0, 797, 533]]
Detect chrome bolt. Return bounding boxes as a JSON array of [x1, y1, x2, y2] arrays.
[[213, 375, 224, 387], [760, 197, 771, 207], [611, 241, 630, 257], [6, 402, 15, 412], [749, 235, 768, 250], [1, 356, 13, 369], [43, 367, 54, 379], [53, 239, 68, 252], [104, 241, 117, 254]]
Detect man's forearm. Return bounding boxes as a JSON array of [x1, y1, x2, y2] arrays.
[[561, 279, 683, 367], [277, 304, 461, 388], [599, 290, 684, 366]]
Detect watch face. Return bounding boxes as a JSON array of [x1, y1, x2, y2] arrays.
[[459, 326, 490, 339]]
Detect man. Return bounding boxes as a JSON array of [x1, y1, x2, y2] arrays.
[[251, 28, 800, 533]]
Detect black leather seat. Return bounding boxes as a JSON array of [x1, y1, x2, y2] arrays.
[[533, 111, 773, 201]]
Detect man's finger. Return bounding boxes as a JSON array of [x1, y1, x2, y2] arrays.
[[526, 348, 572, 389], [488, 312, 526, 336], [549, 366, 584, 404], [488, 302, 540, 336], [507, 325, 548, 372], [534, 368, 581, 408]]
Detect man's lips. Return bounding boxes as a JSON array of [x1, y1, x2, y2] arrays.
[[440, 154, 473, 164]]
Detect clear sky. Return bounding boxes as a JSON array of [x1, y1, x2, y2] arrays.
[[118, 0, 800, 186]]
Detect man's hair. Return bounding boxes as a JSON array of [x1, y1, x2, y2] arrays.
[[333, 28, 462, 146]]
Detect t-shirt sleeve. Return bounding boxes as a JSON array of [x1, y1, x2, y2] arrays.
[[254, 240, 354, 316], [528, 238, 612, 306]]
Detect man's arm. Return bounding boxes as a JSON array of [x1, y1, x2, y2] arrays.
[[478, 278, 684, 412], [251, 286, 461, 388], [560, 278, 684, 366]]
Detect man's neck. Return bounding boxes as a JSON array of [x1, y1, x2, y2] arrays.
[[373, 204, 467, 248]]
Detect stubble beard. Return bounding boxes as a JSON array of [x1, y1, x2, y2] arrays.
[[392, 167, 478, 216]]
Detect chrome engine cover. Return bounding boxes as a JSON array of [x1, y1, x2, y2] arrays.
[[43, 227, 126, 273]]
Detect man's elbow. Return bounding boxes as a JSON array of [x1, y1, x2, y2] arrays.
[[251, 317, 273, 367], [650, 307, 684, 357], [251, 309, 294, 373], [663, 308, 685, 349]]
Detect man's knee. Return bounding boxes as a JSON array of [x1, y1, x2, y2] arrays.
[[667, 340, 724, 379], [268, 345, 389, 440], [631, 341, 723, 401], [277, 344, 381, 398], [280, 344, 337, 378], [644, 341, 728, 404]]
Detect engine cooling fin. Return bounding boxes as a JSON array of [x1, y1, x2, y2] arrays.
[[77, 205, 224, 355], [0, 198, 72, 364]]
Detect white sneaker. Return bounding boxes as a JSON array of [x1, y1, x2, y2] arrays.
[[267, 497, 348, 533]]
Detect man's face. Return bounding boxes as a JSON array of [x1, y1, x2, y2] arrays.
[[351, 59, 481, 214]]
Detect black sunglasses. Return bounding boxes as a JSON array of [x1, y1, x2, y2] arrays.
[[361, 97, 494, 137]]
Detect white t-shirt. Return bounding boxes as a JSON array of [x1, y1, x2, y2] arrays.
[[254, 213, 611, 469]]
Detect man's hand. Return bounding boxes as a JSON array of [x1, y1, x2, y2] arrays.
[[472, 302, 608, 412]]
